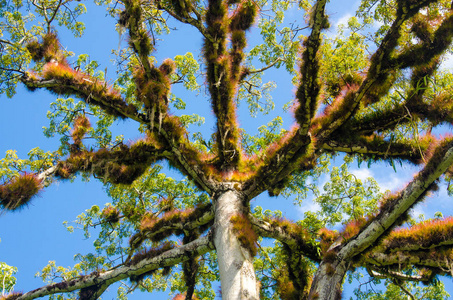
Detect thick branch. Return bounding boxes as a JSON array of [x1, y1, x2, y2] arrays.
[[294, 0, 328, 134], [129, 203, 214, 253], [250, 214, 321, 262], [393, 12, 453, 70], [345, 52, 440, 135], [56, 138, 168, 184], [16, 234, 213, 300], [337, 138, 453, 260], [377, 217, 453, 253], [242, 129, 313, 198], [204, 0, 241, 171], [313, 1, 438, 142], [155, 123, 216, 194], [21, 72, 143, 122], [365, 248, 453, 274], [321, 134, 425, 164], [122, 0, 154, 76], [368, 267, 429, 282]]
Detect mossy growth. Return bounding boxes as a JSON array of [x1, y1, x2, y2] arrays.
[[384, 217, 453, 251], [0, 292, 23, 300], [39, 61, 136, 119], [230, 213, 258, 256], [26, 33, 65, 64], [280, 243, 312, 299], [168, 0, 193, 17], [275, 269, 299, 300], [229, 1, 257, 32], [411, 14, 433, 43], [101, 206, 120, 224], [0, 173, 42, 211], [318, 228, 339, 254], [159, 58, 176, 76], [56, 134, 165, 184], [129, 203, 212, 250], [339, 216, 371, 243], [134, 64, 172, 111], [396, 13, 453, 69], [229, 30, 246, 82], [79, 284, 102, 300], [128, 241, 175, 266], [72, 115, 91, 146], [295, 36, 322, 126]]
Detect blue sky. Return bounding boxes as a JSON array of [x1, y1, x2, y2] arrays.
[[2, 0, 453, 299]]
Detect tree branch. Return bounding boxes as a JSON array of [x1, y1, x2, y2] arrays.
[[365, 248, 453, 275], [245, 58, 283, 75], [294, 0, 328, 134], [376, 217, 453, 253], [250, 214, 321, 262], [128, 203, 214, 255], [36, 165, 58, 181], [321, 134, 425, 164], [312, 1, 439, 142], [16, 233, 214, 300], [204, 0, 242, 171], [242, 129, 314, 198], [367, 267, 428, 282], [338, 139, 453, 260], [21, 72, 143, 123]]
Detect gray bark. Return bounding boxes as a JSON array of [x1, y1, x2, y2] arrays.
[[213, 185, 259, 300]]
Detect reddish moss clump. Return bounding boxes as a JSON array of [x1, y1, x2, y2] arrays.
[[134, 66, 171, 111], [159, 58, 176, 76], [384, 217, 453, 251], [129, 203, 213, 250], [129, 241, 175, 266], [318, 228, 339, 254], [172, 293, 199, 300], [26, 33, 66, 64], [0, 292, 23, 300], [230, 213, 258, 256], [72, 115, 91, 146], [101, 206, 120, 224], [55, 133, 166, 184], [0, 173, 42, 211], [340, 217, 369, 243], [276, 273, 298, 300], [229, 1, 257, 32]]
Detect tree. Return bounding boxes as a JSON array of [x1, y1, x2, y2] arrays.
[[2, 0, 453, 299]]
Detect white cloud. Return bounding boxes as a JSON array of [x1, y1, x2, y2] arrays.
[[378, 173, 406, 192], [297, 198, 321, 216], [350, 168, 373, 182], [335, 13, 352, 30], [350, 166, 410, 192]]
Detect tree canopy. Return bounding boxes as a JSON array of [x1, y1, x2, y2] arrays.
[[3, 0, 453, 299]]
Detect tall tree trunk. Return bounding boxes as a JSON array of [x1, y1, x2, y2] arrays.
[[308, 260, 349, 300], [213, 186, 258, 300]]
